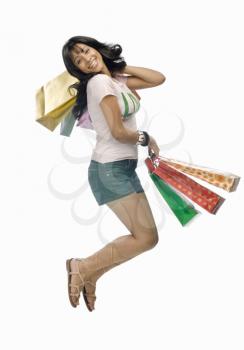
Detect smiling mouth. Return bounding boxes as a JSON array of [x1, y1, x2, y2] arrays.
[[89, 58, 97, 69]]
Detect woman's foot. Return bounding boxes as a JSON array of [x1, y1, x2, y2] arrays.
[[83, 278, 97, 311], [68, 258, 97, 310]]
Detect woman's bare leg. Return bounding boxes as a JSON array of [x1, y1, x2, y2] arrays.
[[70, 192, 159, 309]]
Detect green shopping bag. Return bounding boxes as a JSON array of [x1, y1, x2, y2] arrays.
[[150, 173, 199, 226], [145, 157, 199, 226]]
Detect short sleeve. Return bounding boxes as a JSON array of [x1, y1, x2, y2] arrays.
[[87, 74, 117, 105], [113, 73, 128, 85]]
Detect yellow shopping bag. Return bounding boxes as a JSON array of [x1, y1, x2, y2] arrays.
[[35, 70, 78, 131]]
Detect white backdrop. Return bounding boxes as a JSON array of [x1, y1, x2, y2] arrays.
[[1, 1, 243, 349]]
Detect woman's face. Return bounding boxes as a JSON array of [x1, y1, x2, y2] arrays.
[[70, 43, 104, 74]]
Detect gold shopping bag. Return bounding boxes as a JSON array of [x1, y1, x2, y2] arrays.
[[35, 70, 78, 131]]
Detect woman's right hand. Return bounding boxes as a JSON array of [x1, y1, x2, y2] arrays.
[[148, 134, 160, 159]]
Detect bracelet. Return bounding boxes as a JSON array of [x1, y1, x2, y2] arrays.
[[136, 130, 150, 146]]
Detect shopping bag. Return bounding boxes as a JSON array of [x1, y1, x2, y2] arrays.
[[153, 159, 225, 214], [145, 158, 199, 226], [157, 156, 240, 192], [60, 105, 77, 137], [76, 109, 95, 131], [60, 107, 95, 136], [35, 70, 78, 131]]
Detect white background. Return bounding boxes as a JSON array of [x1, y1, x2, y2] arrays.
[[1, 0, 243, 349]]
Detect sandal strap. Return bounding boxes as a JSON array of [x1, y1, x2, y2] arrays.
[[84, 292, 96, 297], [72, 259, 86, 282], [85, 280, 96, 287], [68, 271, 84, 276], [67, 271, 85, 283], [84, 291, 96, 298], [69, 283, 84, 292], [84, 294, 96, 300]]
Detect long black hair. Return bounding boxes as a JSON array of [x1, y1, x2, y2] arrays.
[[62, 36, 127, 121]]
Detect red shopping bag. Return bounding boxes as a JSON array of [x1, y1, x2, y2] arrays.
[[145, 157, 199, 226], [154, 159, 225, 214]]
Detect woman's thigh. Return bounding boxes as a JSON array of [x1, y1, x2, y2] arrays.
[[106, 191, 159, 242]]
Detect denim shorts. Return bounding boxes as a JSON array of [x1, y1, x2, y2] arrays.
[[88, 159, 145, 206]]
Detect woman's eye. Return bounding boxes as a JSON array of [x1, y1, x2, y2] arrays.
[[76, 48, 89, 64]]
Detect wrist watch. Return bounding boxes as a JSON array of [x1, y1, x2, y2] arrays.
[[136, 130, 150, 146]]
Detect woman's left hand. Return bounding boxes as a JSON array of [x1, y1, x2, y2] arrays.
[[148, 135, 160, 159]]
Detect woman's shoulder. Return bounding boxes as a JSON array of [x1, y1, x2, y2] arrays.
[[87, 73, 112, 87], [86, 74, 115, 97]]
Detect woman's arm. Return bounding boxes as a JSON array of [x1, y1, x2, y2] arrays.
[[100, 95, 139, 144], [122, 65, 166, 90]]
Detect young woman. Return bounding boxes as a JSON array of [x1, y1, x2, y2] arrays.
[[62, 36, 166, 311]]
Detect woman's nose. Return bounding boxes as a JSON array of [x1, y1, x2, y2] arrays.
[[78, 54, 91, 64]]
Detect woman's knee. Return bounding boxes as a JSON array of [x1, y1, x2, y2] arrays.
[[147, 231, 159, 249], [139, 229, 159, 251]]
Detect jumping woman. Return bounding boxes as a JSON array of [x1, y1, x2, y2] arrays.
[[62, 35, 166, 311]]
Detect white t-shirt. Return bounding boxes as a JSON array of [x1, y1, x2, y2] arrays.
[[86, 73, 141, 163]]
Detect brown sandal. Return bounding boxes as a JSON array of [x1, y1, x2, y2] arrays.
[[66, 258, 85, 307], [66, 258, 96, 311], [83, 281, 97, 311]]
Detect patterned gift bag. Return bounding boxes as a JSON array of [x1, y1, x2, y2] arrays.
[[157, 156, 240, 192], [145, 158, 199, 226], [152, 159, 225, 214]]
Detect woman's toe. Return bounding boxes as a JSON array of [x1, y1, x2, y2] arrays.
[[84, 282, 97, 310]]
